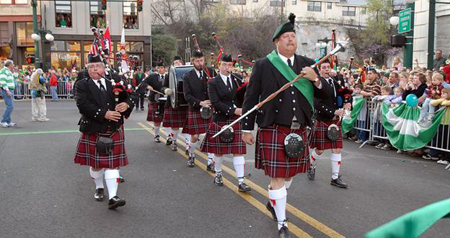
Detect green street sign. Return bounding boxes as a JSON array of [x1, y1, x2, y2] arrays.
[[399, 8, 412, 34]]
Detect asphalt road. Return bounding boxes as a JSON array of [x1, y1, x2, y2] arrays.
[[0, 100, 449, 238]]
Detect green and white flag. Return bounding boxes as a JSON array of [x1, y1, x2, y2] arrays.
[[381, 103, 445, 151], [342, 96, 365, 134]]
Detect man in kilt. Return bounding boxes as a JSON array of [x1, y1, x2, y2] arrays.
[[310, 59, 351, 188], [200, 54, 251, 192], [142, 62, 167, 143], [74, 54, 133, 209], [162, 56, 189, 151], [182, 51, 214, 169], [241, 13, 330, 237]]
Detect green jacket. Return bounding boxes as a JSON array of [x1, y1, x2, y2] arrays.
[[0, 67, 15, 90]]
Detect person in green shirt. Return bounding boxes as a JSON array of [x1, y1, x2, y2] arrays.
[[0, 60, 16, 127]]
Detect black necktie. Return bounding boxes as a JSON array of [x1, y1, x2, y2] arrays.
[[160, 75, 164, 82], [226, 77, 232, 91], [96, 80, 108, 103], [97, 80, 106, 92], [287, 58, 294, 70]]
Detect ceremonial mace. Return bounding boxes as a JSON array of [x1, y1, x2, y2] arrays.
[[212, 42, 347, 139]]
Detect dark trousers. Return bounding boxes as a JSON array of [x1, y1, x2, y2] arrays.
[[139, 93, 145, 109]]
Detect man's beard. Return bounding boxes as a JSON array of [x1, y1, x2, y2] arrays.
[[194, 64, 203, 71]]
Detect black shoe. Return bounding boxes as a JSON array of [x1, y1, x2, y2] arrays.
[[94, 188, 104, 201], [118, 176, 125, 183], [185, 148, 189, 156], [278, 225, 291, 238], [140, 107, 144, 111], [166, 137, 173, 146], [171, 143, 178, 151], [108, 196, 126, 209], [266, 201, 277, 221], [214, 173, 223, 186], [187, 156, 195, 167], [238, 182, 251, 192], [154, 135, 161, 143], [206, 162, 215, 172], [307, 167, 315, 181], [331, 177, 348, 189]]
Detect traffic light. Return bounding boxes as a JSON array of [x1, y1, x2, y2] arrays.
[[26, 56, 35, 64], [101, 0, 107, 10], [137, 0, 143, 12]]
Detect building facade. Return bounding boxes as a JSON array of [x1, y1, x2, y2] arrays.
[[40, 0, 152, 71], [0, 0, 40, 69]]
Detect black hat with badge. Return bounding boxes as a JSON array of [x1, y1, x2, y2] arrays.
[[87, 54, 102, 64], [220, 54, 233, 63], [193, 51, 204, 58], [272, 13, 296, 42], [173, 55, 183, 62]]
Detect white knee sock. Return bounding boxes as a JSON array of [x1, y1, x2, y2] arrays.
[[89, 168, 104, 189], [214, 155, 223, 173], [172, 129, 179, 141], [311, 150, 321, 167], [104, 169, 120, 199], [285, 178, 293, 189], [154, 126, 160, 136], [184, 134, 190, 143], [189, 141, 198, 157], [269, 186, 288, 230], [207, 156, 214, 166], [331, 153, 342, 180], [233, 156, 245, 184]]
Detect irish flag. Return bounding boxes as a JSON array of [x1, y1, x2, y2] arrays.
[[381, 103, 445, 151], [342, 96, 365, 134]]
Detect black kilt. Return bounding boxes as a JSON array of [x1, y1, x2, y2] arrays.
[[147, 102, 163, 123], [181, 109, 211, 135], [310, 119, 343, 150], [255, 125, 310, 178], [200, 116, 246, 155], [74, 127, 128, 169], [163, 106, 188, 128]]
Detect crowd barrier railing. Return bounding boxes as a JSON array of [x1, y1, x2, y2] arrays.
[[351, 98, 450, 154], [12, 81, 73, 99]]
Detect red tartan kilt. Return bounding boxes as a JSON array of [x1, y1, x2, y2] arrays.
[[181, 109, 211, 135], [147, 102, 163, 123], [310, 119, 343, 150], [255, 125, 310, 178], [74, 128, 128, 169], [200, 117, 246, 155], [163, 106, 188, 128]]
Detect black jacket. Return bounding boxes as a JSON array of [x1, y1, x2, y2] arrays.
[[242, 54, 329, 130], [402, 83, 427, 100], [134, 72, 146, 94], [183, 69, 209, 110], [315, 77, 342, 121], [142, 73, 167, 102], [208, 74, 242, 122], [75, 77, 133, 134]]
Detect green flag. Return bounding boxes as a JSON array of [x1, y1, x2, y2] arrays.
[[381, 103, 445, 151], [365, 199, 450, 238], [342, 96, 365, 134]]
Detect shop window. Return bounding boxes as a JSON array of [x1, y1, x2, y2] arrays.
[[51, 52, 81, 70], [51, 41, 66, 51], [16, 22, 34, 46], [0, 23, 10, 46], [55, 1, 73, 28], [129, 42, 143, 52], [0, 46, 11, 61], [90, 1, 106, 29], [307, 1, 321, 12], [123, 2, 139, 29]]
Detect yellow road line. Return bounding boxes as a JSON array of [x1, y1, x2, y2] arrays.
[[140, 122, 345, 238], [138, 122, 310, 238]]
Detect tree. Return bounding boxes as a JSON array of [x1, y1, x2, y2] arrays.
[[152, 34, 178, 66]]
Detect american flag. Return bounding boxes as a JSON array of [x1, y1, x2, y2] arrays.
[[89, 42, 99, 56]]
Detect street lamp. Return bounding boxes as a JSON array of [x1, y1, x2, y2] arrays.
[[31, 31, 54, 70], [389, 16, 399, 26], [316, 37, 332, 58], [31, 33, 41, 41]]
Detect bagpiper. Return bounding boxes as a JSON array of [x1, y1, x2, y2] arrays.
[[241, 14, 330, 237], [310, 59, 352, 188], [182, 51, 214, 170], [200, 54, 251, 192], [74, 53, 133, 209]]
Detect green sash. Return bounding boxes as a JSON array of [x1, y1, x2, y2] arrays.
[[266, 50, 314, 108]]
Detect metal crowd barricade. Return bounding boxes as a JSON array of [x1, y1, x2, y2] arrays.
[[351, 99, 450, 154], [371, 101, 388, 142], [10, 81, 72, 99]]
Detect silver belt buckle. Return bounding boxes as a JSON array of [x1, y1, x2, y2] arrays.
[[290, 121, 300, 130]]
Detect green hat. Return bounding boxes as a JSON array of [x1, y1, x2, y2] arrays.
[[272, 13, 296, 42]]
